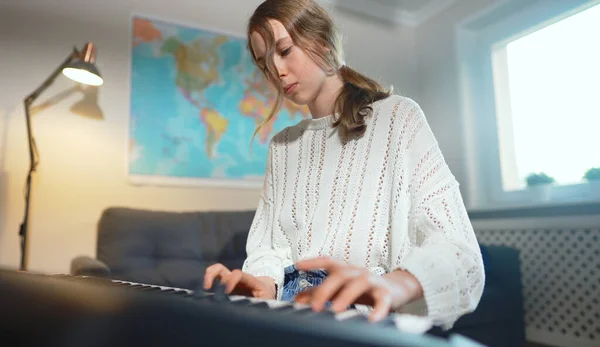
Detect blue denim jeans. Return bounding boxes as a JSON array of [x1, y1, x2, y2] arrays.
[[281, 264, 348, 310], [281, 264, 328, 302]]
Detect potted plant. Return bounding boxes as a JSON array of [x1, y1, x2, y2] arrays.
[[583, 167, 600, 193], [583, 167, 600, 181], [525, 172, 555, 201]]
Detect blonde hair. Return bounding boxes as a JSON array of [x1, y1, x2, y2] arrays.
[[247, 0, 392, 142]]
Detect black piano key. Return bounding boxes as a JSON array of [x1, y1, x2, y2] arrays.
[[304, 310, 337, 320], [193, 280, 229, 302], [343, 314, 369, 324], [199, 292, 233, 303], [191, 284, 215, 299], [285, 306, 313, 315], [270, 304, 298, 313], [192, 293, 213, 301], [159, 289, 177, 294], [249, 301, 270, 309], [142, 286, 164, 292], [212, 283, 229, 302]]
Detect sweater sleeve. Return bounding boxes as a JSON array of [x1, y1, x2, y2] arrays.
[[391, 99, 485, 330], [241, 142, 285, 300]]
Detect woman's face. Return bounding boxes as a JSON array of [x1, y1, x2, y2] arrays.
[[250, 19, 329, 106]]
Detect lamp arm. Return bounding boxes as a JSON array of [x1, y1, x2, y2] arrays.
[[18, 47, 79, 271], [25, 48, 79, 105]]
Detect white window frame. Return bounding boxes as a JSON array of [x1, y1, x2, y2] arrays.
[[455, 0, 600, 210]]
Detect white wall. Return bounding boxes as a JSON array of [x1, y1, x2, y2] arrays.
[[0, 0, 416, 274], [415, 0, 505, 206]]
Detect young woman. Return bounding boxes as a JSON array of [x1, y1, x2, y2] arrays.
[[204, 0, 485, 329]]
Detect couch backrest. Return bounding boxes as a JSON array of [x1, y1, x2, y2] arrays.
[[96, 207, 256, 289]]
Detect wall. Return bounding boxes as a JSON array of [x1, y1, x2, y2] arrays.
[[0, 0, 416, 274], [415, 0, 513, 206]]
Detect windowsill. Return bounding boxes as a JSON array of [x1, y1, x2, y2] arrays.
[[467, 200, 600, 219]]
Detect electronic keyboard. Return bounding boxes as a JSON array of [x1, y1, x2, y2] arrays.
[[0, 268, 484, 347]]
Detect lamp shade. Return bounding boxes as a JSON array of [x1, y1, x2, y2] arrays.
[[62, 42, 103, 86], [63, 61, 103, 86]]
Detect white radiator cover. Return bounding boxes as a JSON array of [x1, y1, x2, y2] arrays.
[[473, 215, 600, 347]]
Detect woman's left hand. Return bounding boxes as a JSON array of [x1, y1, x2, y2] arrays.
[[294, 257, 422, 322]]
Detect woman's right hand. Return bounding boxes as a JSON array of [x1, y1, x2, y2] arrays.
[[203, 263, 276, 300]]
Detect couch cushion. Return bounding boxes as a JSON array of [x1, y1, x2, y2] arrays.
[[96, 207, 256, 289]]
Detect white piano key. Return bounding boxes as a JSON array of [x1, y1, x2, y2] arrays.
[[334, 309, 363, 321], [292, 302, 312, 310], [229, 295, 249, 302], [108, 278, 193, 294], [248, 297, 292, 308]]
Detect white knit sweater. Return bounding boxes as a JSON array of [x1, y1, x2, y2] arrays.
[[242, 95, 485, 329]]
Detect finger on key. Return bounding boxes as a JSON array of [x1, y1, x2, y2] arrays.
[[225, 270, 243, 294], [311, 274, 346, 312], [204, 264, 229, 290], [294, 287, 316, 304], [331, 278, 370, 313], [369, 288, 392, 322]]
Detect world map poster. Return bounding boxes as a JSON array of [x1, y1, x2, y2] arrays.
[[128, 15, 309, 187]]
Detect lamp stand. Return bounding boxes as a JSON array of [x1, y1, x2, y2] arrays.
[[19, 49, 78, 271]]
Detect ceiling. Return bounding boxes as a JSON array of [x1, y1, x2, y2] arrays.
[[319, 0, 458, 26]]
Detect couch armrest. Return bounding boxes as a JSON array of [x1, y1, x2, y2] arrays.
[[481, 245, 522, 296], [70, 255, 111, 277]]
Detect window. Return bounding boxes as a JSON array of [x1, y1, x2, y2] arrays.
[[493, 3, 600, 191], [457, 0, 600, 209]]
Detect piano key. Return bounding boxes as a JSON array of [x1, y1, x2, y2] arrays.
[[270, 304, 299, 313], [157, 288, 177, 294], [334, 309, 364, 321], [332, 309, 397, 328], [229, 296, 252, 305], [340, 313, 369, 323], [248, 298, 292, 309], [173, 290, 191, 296], [249, 301, 270, 309], [304, 309, 337, 319], [284, 303, 313, 315], [211, 281, 230, 302], [109, 278, 193, 294], [140, 286, 164, 292], [245, 297, 356, 321], [229, 295, 247, 301], [229, 296, 271, 309], [244, 299, 302, 313]]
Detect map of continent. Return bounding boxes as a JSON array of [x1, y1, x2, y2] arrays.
[[129, 16, 310, 185]]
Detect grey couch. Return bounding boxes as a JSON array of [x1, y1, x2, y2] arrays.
[[72, 207, 255, 290], [72, 206, 525, 347]]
